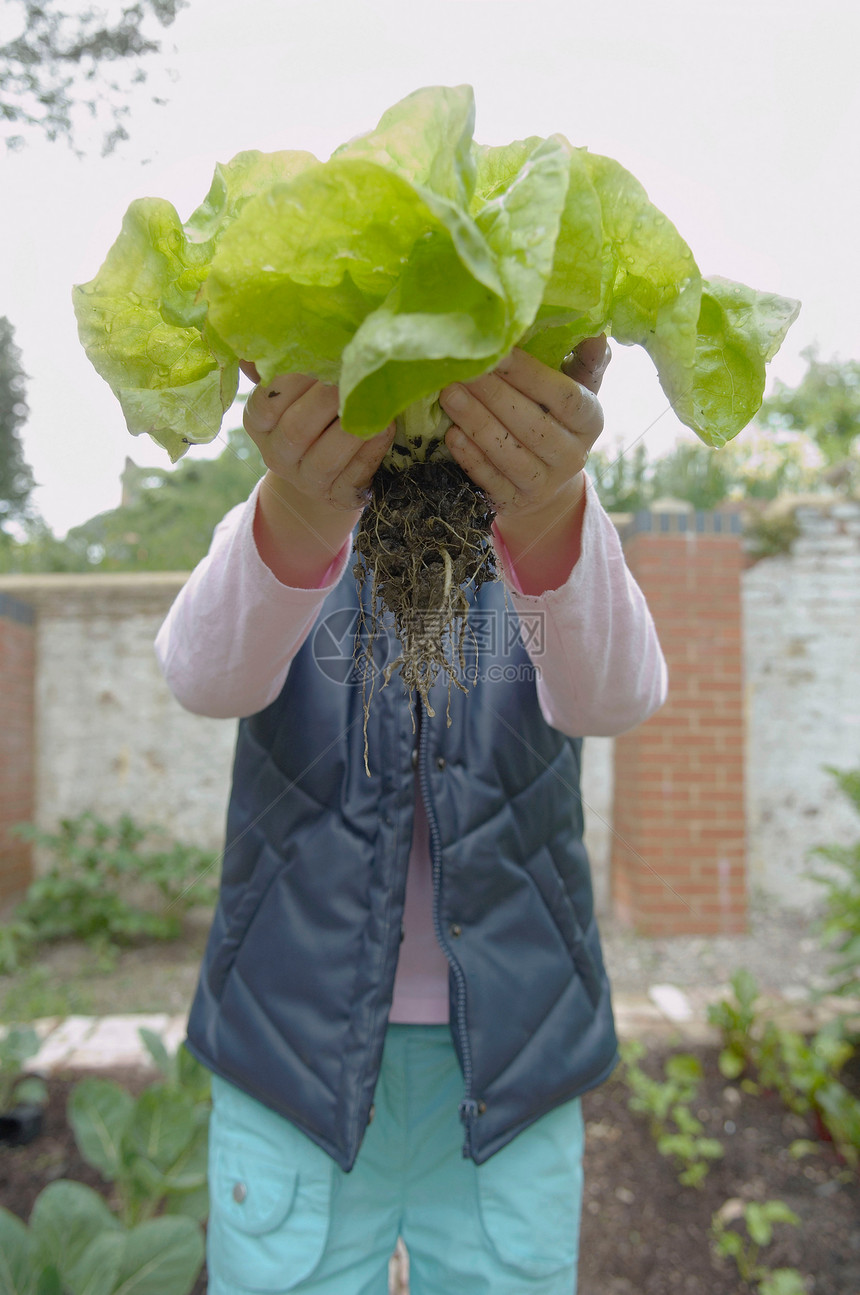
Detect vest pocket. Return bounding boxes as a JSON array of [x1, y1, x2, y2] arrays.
[[525, 847, 602, 1008], [208, 1130, 332, 1291]]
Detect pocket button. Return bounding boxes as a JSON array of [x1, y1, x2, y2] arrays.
[[210, 1138, 331, 1288]]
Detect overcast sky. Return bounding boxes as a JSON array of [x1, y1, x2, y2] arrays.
[[2, 0, 858, 536]]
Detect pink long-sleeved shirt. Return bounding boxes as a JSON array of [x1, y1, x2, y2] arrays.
[[155, 477, 667, 1022]]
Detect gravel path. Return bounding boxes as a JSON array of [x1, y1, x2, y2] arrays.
[[598, 896, 833, 1000]]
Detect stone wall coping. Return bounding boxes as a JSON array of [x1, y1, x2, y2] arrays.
[[0, 572, 189, 613], [760, 490, 857, 519], [1, 491, 856, 610]]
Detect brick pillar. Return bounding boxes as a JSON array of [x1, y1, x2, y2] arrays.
[[0, 593, 36, 909], [611, 509, 747, 936]]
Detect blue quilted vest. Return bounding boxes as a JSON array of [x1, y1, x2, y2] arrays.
[[185, 560, 618, 1170]]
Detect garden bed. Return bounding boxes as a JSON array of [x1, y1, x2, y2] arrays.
[[1, 1045, 858, 1294], [578, 1045, 860, 1294]]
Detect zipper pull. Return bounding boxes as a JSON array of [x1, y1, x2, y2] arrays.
[[458, 1097, 479, 1158]]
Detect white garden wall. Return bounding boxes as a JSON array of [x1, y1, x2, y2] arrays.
[[0, 574, 236, 857], [742, 499, 860, 906], [1, 495, 858, 914]]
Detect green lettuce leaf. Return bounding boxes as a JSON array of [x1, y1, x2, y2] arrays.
[[333, 83, 478, 210], [73, 149, 315, 460], [73, 84, 800, 459], [72, 196, 229, 461], [521, 149, 701, 377], [204, 157, 486, 395], [205, 85, 559, 435], [338, 135, 571, 435], [666, 277, 803, 447], [519, 151, 799, 445]]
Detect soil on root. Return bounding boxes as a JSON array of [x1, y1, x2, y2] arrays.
[[353, 459, 496, 716], [1, 1047, 858, 1294]]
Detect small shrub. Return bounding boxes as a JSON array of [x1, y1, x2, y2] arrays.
[[0, 812, 218, 972], [67, 1029, 212, 1226], [710, 1198, 806, 1292], [0, 1024, 47, 1112], [0, 1180, 204, 1295], [707, 967, 761, 1080], [743, 508, 801, 559], [619, 1040, 724, 1187], [808, 766, 860, 1000], [708, 974, 860, 1167]]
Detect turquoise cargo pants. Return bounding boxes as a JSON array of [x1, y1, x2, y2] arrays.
[[206, 1024, 584, 1294]]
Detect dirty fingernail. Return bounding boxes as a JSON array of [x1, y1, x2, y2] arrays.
[[441, 384, 468, 412]]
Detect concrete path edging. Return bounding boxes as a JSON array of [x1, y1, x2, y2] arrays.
[[4, 983, 856, 1075]]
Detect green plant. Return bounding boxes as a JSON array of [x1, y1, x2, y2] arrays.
[[137, 1027, 213, 1107], [0, 812, 217, 973], [744, 507, 802, 559], [710, 1198, 806, 1293], [757, 1019, 860, 1167], [759, 347, 860, 467], [707, 967, 761, 1080], [0, 965, 94, 1023], [808, 766, 860, 999], [0, 1024, 47, 1112], [708, 974, 860, 1167], [67, 1030, 211, 1226], [619, 1040, 724, 1186], [75, 86, 799, 457], [0, 1180, 203, 1295], [0, 919, 39, 976]]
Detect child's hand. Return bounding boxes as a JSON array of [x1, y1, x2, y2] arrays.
[[243, 370, 395, 513], [241, 368, 394, 587], [439, 339, 611, 593], [438, 340, 609, 520]]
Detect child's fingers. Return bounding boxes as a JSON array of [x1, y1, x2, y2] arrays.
[[244, 374, 318, 438], [245, 378, 341, 479], [329, 426, 397, 509], [445, 423, 525, 513], [491, 348, 604, 444], [244, 368, 394, 509], [561, 337, 612, 395], [441, 368, 598, 476], [297, 423, 395, 509]]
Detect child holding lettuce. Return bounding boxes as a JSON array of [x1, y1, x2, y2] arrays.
[[156, 336, 667, 1294]]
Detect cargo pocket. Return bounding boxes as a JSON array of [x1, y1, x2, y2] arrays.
[[475, 1098, 584, 1280], [208, 1131, 332, 1292]]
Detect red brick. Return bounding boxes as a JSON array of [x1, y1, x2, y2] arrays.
[[610, 525, 746, 936]]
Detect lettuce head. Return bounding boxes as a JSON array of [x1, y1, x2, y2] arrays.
[[73, 85, 800, 461]]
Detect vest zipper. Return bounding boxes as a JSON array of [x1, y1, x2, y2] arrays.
[[416, 697, 477, 1158]]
